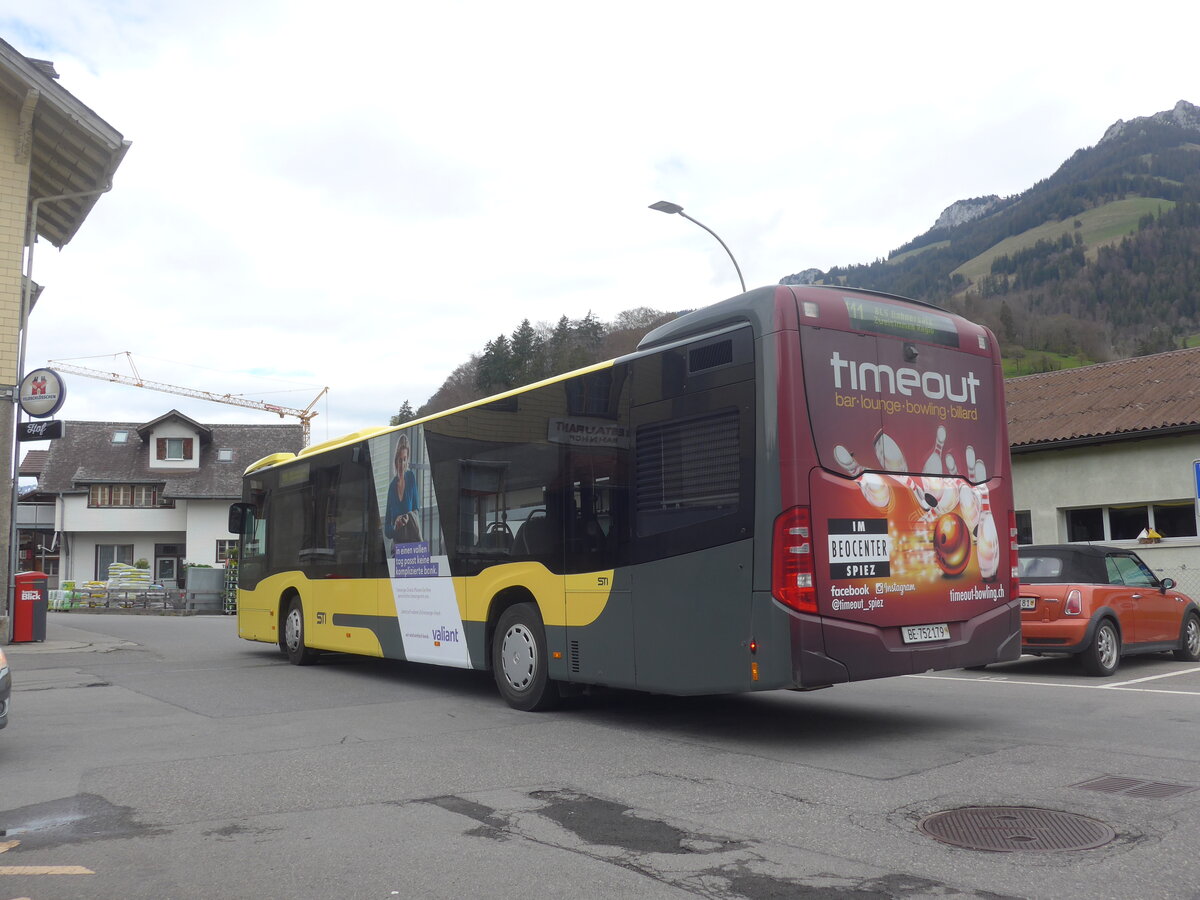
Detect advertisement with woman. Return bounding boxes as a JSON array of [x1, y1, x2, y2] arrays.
[[369, 427, 470, 667]]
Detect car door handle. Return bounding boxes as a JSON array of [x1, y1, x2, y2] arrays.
[[1131, 593, 1142, 599]]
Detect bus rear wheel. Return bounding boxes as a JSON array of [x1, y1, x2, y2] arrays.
[[282, 596, 319, 666], [492, 603, 560, 711]]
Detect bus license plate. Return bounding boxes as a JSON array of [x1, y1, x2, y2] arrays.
[[1020, 596, 1037, 610], [901, 623, 951, 644]]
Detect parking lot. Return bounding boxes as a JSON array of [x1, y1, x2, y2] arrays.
[[1, 614, 1199, 899]]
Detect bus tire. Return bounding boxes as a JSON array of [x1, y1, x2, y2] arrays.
[[282, 596, 319, 666], [492, 602, 560, 711]]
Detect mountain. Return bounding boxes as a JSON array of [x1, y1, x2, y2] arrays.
[[414, 102, 1200, 417], [788, 100, 1200, 371]]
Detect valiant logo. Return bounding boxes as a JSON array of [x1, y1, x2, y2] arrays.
[[830, 352, 980, 404]]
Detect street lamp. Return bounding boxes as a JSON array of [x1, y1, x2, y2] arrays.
[[649, 200, 746, 293]]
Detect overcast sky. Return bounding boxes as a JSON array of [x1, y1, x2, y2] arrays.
[[5, 1, 1197, 445]]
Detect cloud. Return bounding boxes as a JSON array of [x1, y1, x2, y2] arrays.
[[7, 0, 1198, 443]]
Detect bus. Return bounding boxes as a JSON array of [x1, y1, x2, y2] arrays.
[[229, 284, 1020, 710]]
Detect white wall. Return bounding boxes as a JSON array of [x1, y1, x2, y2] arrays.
[[1012, 432, 1200, 576], [58, 494, 188, 532], [185, 499, 238, 566]]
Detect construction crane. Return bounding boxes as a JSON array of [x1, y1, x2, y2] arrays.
[[48, 352, 328, 446]]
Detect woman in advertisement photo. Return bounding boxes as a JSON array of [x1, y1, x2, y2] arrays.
[[385, 432, 421, 549]]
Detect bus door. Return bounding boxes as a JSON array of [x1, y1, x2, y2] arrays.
[[563, 448, 636, 689]]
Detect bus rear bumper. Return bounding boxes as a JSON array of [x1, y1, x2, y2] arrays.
[[793, 599, 1021, 684]]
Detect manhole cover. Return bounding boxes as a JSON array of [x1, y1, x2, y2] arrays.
[[918, 807, 1115, 852]]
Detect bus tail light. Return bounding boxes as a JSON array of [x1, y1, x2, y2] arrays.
[[1064, 590, 1083, 616], [1009, 510, 1019, 580], [773, 506, 817, 614]]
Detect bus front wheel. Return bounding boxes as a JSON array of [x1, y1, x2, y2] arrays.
[[492, 603, 560, 711], [282, 596, 319, 666]]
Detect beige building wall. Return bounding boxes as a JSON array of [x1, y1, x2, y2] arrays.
[[0, 94, 31, 382], [0, 88, 32, 636]]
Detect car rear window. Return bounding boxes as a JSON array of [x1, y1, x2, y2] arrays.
[[1018, 555, 1065, 581]]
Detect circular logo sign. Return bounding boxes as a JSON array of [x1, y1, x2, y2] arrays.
[[19, 367, 67, 418]]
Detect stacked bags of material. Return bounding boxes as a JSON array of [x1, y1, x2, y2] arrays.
[[107, 562, 153, 591]]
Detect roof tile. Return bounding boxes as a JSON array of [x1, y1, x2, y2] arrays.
[[1007, 347, 1200, 448]]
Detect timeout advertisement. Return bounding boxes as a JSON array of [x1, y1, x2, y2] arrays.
[[801, 321, 1007, 626], [369, 428, 471, 668]]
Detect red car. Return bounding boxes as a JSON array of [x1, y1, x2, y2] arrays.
[[1017, 544, 1200, 676]]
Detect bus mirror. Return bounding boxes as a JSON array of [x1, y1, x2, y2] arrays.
[[228, 502, 251, 534]]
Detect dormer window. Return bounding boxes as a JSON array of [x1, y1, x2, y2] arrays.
[[112, 430, 129, 443], [156, 438, 194, 461]]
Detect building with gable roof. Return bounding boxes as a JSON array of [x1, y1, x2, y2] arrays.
[[23, 411, 302, 588], [1007, 347, 1200, 584]]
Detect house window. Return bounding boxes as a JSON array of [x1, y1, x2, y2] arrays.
[[216, 539, 238, 563], [1064, 502, 1198, 542], [156, 437, 194, 460], [1065, 507, 1105, 542], [89, 484, 172, 508], [1108, 505, 1149, 541], [112, 430, 129, 443], [218, 449, 234, 462], [96, 544, 134, 579]]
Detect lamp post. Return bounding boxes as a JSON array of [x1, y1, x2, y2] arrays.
[[649, 200, 746, 293]]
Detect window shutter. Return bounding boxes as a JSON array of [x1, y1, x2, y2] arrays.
[[157, 438, 167, 460], [183, 438, 194, 460]]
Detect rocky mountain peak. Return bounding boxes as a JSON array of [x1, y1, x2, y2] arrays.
[[1100, 99, 1200, 144], [932, 195, 1003, 231]]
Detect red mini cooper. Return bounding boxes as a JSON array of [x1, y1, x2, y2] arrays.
[[1017, 544, 1200, 676]]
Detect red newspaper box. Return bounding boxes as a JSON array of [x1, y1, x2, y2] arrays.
[[13, 571, 48, 643]]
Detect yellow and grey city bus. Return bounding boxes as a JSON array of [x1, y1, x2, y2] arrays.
[[229, 285, 1020, 709]]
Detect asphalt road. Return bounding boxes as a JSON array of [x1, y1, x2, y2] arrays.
[[2, 613, 1199, 900]]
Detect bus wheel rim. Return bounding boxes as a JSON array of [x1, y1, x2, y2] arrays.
[[286, 609, 302, 652], [500, 624, 536, 690]]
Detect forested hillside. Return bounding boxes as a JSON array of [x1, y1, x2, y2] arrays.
[[401, 307, 681, 420]]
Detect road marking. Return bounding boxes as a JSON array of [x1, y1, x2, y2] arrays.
[[1106, 665, 1200, 687], [909, 673, 1200, 695], [0, 841, 95, 876]]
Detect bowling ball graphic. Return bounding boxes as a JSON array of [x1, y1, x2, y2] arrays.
[[933, 512, 970, 576]]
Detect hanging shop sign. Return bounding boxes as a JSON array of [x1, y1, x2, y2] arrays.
[[18, 368, 66, 418], [19, 419, 64, 441]]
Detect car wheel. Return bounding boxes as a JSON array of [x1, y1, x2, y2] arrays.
[[1080, 619, 1120, 676], [282, 596, 319, 666], [1174, 612, 1200, 662], [492, 602, 560, 711]]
